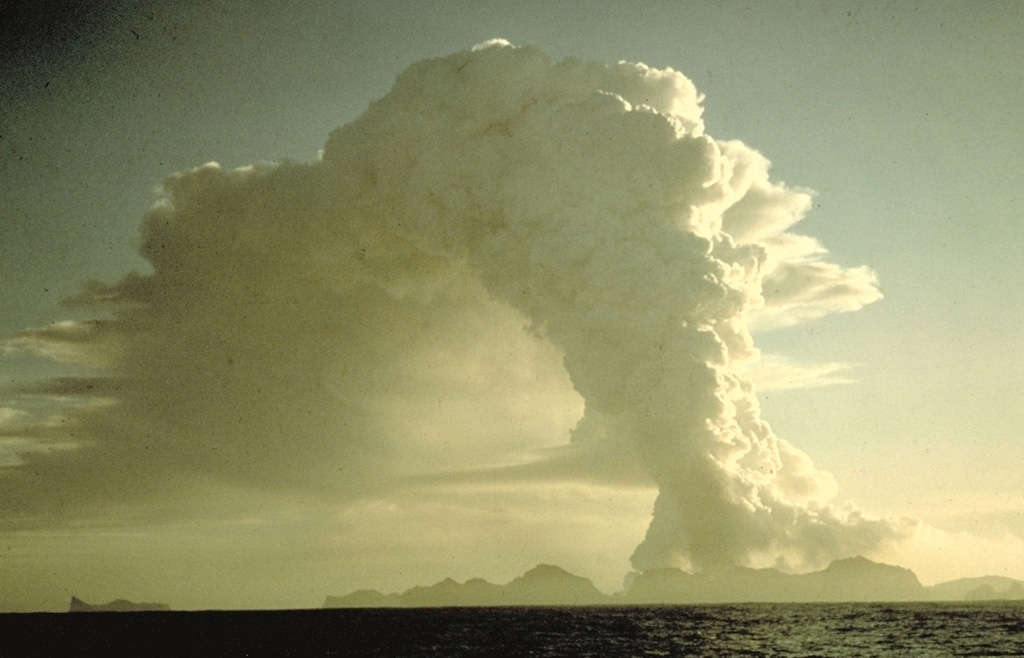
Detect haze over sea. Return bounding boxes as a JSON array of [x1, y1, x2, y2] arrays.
[[5, 603, 1024, 655]]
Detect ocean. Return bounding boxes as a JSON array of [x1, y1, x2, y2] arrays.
[[4, 602, 1023, 655]]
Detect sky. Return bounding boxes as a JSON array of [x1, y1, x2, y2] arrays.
[[1, 1, 1023, 611]]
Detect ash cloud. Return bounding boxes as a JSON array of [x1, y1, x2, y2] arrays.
[[1, 41, 908, 571]]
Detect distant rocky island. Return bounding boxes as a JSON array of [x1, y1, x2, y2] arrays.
[[324, 557, 1024, 608], [326, 564, 607, 609], [68, 596, 171, 612]]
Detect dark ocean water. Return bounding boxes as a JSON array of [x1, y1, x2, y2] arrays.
[[4, 602, 1024, 656]]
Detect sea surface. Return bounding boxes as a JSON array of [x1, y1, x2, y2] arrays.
[[4, 602, 1023, 656]]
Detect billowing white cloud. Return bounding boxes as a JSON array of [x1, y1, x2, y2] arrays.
[[715, 141, 883, 331], [1, 41, 902, 574]]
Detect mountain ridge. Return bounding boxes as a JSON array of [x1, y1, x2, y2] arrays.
[[323, 558, 1024, 608]]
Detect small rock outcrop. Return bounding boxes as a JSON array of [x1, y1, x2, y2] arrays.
[[69, 596, 171, 612]]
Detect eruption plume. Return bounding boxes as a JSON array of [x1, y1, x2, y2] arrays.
[[1, 41, 904, 572]]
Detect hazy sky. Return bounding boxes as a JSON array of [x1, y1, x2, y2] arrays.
[[2, 1, 1023, 611]]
